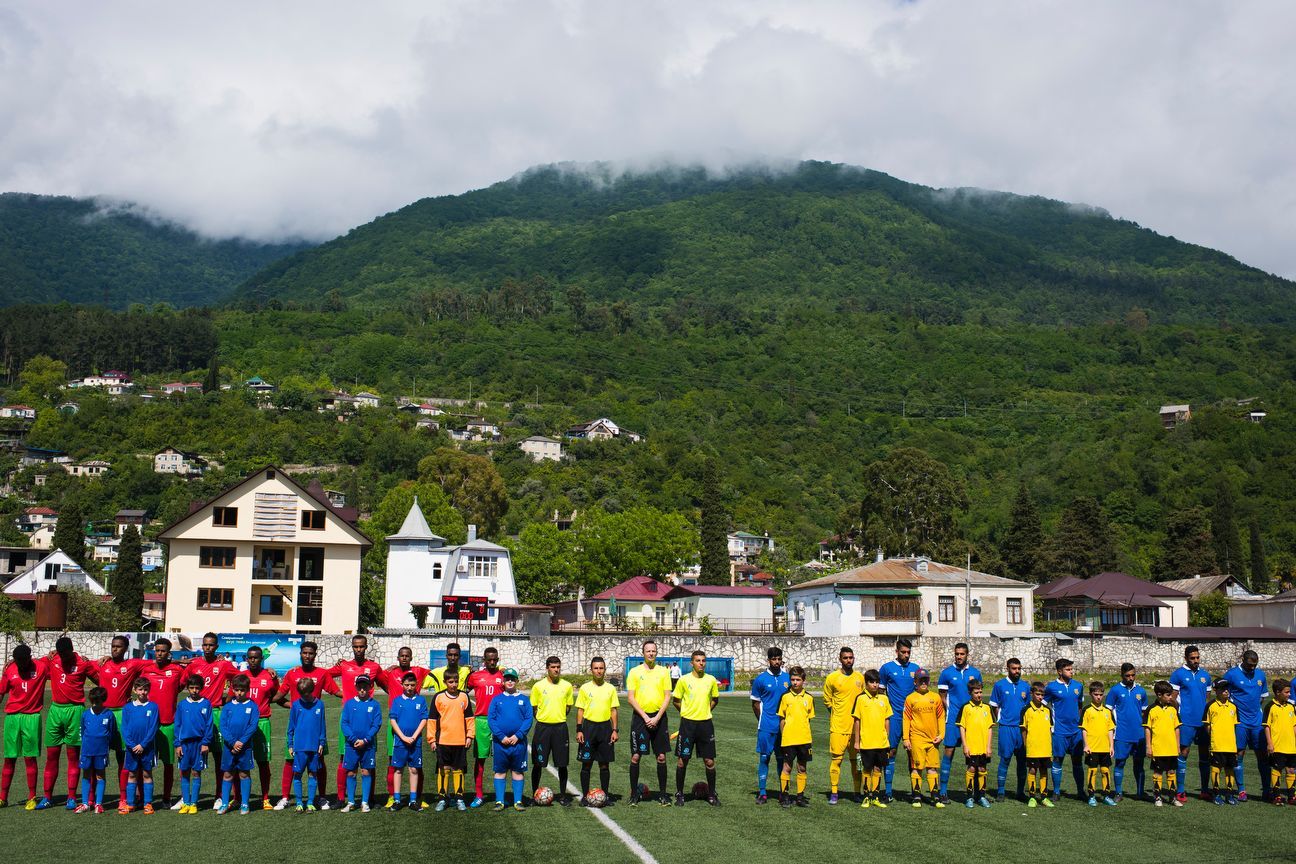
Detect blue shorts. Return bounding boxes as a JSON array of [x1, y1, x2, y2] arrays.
[[293, 752, 322, 775], [222, 744, 253, 773], [888, 715, 904, 750], [756, 728, 782, 757], [997, 726, 1024, 757], [124, 747, 156, 773], [1179, 724, 1208, 749], [1052, 730, 1084, 759], [343, 744, 376, 772], [942, 719, 963, 749], [1114, 739, 1146, 762], [178, 740, 207, 772], [1236, 725, 1265, 752], [79, 753, 109, 772], [391, 739, 423, 769], [493, 741, 528, 775]]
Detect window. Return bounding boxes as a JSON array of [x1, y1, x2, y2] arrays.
[[432, 563, 442, 580], [301, 510, 324, 530], [296, 585, 323, 626], [812, 599, 820, 623], [198, 588, 233, 609], [199, 546, 236, 568], [467, 556, 498, 580], [258, 594, 284, 616], [212, 506, 237, 527], [1136, 607, 1158, 626], [938, 596, 957, 622], [1007, 597, 1024, 625]]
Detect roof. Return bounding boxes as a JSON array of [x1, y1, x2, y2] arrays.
[[116, 509, 148, 518], [590, 576, 675, 602], [732, 531, 765, 539], [522, 435, 560, 444], [1036, 572, 1190, 604], [789, 557, 1031, 592], [386, 498, 445, 542], [1129, 626, 1296, 642], [3, 404, 33, 410], [22, 507, 57, 516], [143, 593, 166, 603], [683, 584, 777, 598], [1159, 574, 1247, 598], [1160, 404, 1191, 413]]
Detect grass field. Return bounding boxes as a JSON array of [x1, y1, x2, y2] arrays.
[[1, 695, 1292, 864]]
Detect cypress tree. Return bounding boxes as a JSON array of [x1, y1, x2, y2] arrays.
[[699, 459, 730, 585], [113, 525, 144, 625], [52, 499, 87, 568], [1045, 496, 1117, 578], [1249, 520, 1268, 592], [1155, 507, 1217, 581], [999, 482, 1044, 582], [202, 355, 220, 394], [1210, 476, 1243, 576]]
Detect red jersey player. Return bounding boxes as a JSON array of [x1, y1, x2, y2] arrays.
[[379, 646, 430, 808], [467, 646, 505, 806], [242, 645, 279, 809], [1, 645, 49, 808], [139, 637, 186, 806], [326, 635, 383, 806], [42, 636, 99, 809], [274, 640, 340, 808]]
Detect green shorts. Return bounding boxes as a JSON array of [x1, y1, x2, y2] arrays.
[[474, 717, 492, 759], [111, 708, 125, 752], [3, 712, 42, 758], [211, 707, 223, 752], [253, 718, 272, 763], [154, 723, 176, 764], [45, 704, 85, 747]]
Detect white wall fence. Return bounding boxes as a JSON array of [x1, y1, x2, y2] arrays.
[[8, 631, 1296, 683]]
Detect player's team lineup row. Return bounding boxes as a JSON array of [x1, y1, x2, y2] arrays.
[[1, 635, 1292, 814]]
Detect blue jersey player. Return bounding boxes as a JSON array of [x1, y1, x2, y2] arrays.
[[388, 673, 429, 810], [174, 674, 214, 813], [218, 675, 258, 815], [989, 657, 1031, 801], [937, 642, 982, 800], [1222, 650, 1270, 800], [287, 677, 328, 811], [76, 686, 115, 813], [340, 675, 383, 812], [1044, 658, 1085, 800], [879, 638, 921, 799], [1168, 645, 1212, 800], [750, 647, 790, 803], [488, 668, 532, 811], [1104, 663, 1148, 799]]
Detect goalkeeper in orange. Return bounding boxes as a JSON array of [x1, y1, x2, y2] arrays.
[[903, 671, 946, 808]]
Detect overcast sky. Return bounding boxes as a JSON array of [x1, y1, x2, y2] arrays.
[[2, 1, 1293, 277]]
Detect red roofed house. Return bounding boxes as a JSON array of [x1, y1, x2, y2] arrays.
[[550, 575, 777, 633], [1036, 571, 1190, 631]]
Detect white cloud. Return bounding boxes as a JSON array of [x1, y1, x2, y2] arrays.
[[1, 0, 1293, 277]]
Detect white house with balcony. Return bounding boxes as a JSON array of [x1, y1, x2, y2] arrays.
[[728, 531, 774, 563], [159, 466, 371, 634], [786, 555, 1035, 638], [383, 500, 518, 629], [3, 549, 106, 597], [154, 447, 209, 476]]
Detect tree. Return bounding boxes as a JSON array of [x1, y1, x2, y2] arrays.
[[1154, 507, 1217, 581], [859, 447, 967, 558], [417, 449, 509, 538], [53, 499, 88, 568], [1044, 496, 1117, 578], [507, 523, 580, 605], [1249, 520, 1268, 592], [16, 354, 68, 405], [202, 355, 220, 394], [698, 459, 730, 585], [574, 507, 697, 594], [1210, 476, 1244, 576], [1188, 592, 1230, 627], [999, 482, 1044, 582], [112, 525, 144, 625], [65, 586, 132, 631], [0, 593, 32, 637]]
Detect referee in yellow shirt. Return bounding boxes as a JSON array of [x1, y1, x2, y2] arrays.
[[672, 650, 721, 806], [530, 655, 575, 805], [576, 657, 619, 805], [626, 639, 674, 806]]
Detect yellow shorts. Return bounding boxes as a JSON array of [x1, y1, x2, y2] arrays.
[[909, 741, 940, 772], [829, 730, 856, 757]]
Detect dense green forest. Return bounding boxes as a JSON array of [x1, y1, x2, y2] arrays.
[[3, 162, 1296, 621], [0, 193, 308, 308]]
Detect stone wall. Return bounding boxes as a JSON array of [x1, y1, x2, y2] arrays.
[[10, 631, 1296, 683]]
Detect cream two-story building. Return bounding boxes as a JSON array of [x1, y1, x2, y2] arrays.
[[159, 467, 371, 634]]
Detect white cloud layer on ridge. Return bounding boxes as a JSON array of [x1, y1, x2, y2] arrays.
[[1, 1, 1292, 277]]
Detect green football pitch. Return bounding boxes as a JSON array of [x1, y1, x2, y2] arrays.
[[1, 695, 1291, 864]]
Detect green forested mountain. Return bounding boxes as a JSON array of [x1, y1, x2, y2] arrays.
[[238, 161, 1294, 325], [0, 193, 309, 308]]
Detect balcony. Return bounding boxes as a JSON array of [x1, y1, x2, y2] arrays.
[[550, 616, 798, 636]]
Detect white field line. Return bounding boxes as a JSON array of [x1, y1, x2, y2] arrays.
[[545, 765, 659, 864]]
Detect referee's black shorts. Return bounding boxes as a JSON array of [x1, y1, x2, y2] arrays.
[[676, 718, 716, 760], [578, 719, 616, 763], [532, 721, 570, 768], [631, 713, 670, 756]]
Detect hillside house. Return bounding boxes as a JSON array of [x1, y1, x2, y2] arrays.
[[1160, 573, 1265, 602], [520, 435, 563, 462], [16, 507, 58, 534], [154, 447, 209, 476], [354, 392, 381, 409], [68, 459, 110, 478], [2, 549, 106, 597], [161, 382, 203, 395], [0, 547, 37, 580], [566, 418, 641, 442], [0, 405, 36, 420], [1160, 404, 1192, 429], [71, 371, 133, 394], [115, 509, 148, 536], [728, 531, 774, 564], [245, 376, 276, 396]]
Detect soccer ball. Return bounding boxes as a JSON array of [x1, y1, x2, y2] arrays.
[[637, 782, 652, 800], [533, 786, 555, 806], [691, 781, 710, 800], [587, 788, 608, 808]]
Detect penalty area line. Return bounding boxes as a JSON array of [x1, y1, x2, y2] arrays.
[[545, 765, 660, 864]]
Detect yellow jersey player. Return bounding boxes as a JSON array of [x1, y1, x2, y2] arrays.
[[1205, 680, 1240, 804], [671, 650, 720, 806], [852, 669, 892, 809], [902, 671, 945, 808], [822, 646, 864, 805], [1022, 682, 1054, 808], [1145, 681, 1181, 807], [956, 680, 994, 809], [1264, 678, 1296, 805], [776, 666, 814, 808], [1080, 681, 1116, 806]]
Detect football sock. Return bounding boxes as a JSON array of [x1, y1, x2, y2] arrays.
[[1271, 768, 1280, 790], [221, 777, 232, 805], [1113, 761, 1125, 795], [910, 769, 921, 791], [780, 771, 789, 793], [850, 753, 863, 793], [657, 761, 668, 794], [306, 774, 317, 803], [94, 777, 105, 806], [512, 777, 524, 805], [81, 776, 92, 806], [1153, 774, 1162, 794], [531, 765, 541, 794], [757, 752, 771, 794], [293, 776, 302, 803], [1086, 767, 1096, 795], [884, 754, 895, 795], [43, 747, 60, 798], [259, 762, 271, 799], [1234, 761, 1245, 792], [1168, 775, 1177, 794], [1050, 759, 1063, 795], [828, 754, 841, 793], [474, 762, 484, 798], [1134, 760, 1145, 796], [629, 760, 640, 792], [1102, 767, 1112, 793], [24, 758, 36, 797], [1210, 766, 1220, 794], [965, 768, 975, 791], [282, 762, 294, 798], [1176, 755, 1187, 794], [180, 776, 190, 806], [164, 763, 174, 800], [796, 773, 806, 795], [317, 764, 328, 799], [557, 767, 568, 794], [927, 770, 938, 793], [705, 767, 716, 795], [387, 766, 397, 795], [939, 754, 952, 796], [494, 777, 506, 803], [66, 746, 80, 798], [600, 766, 610, 793], [416, 767, 424, 802], [675, 765, 686, 794], [346, 775, 356, 804], [581, 764, 592, 795], [143, 780, 153, 804], [338, 764, 348, 801], [454, 770, 464, 797], [239, 777, 250, 806], [360, 774, 372, 803], [439, 766, 448, 795], [1027, 773, 1036, 797], [997, 756, 1010, 796]]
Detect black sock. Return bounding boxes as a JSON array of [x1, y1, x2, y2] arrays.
[[580, 765, 591, 796], [676, 764, 686, 794], [629, 760, 640, 791], [657, 761, 668, 794], [558, 767, 568, 796], [705, 767, 716, 796], [600, 765, 610, 793], [531, 765, 541, 793]]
